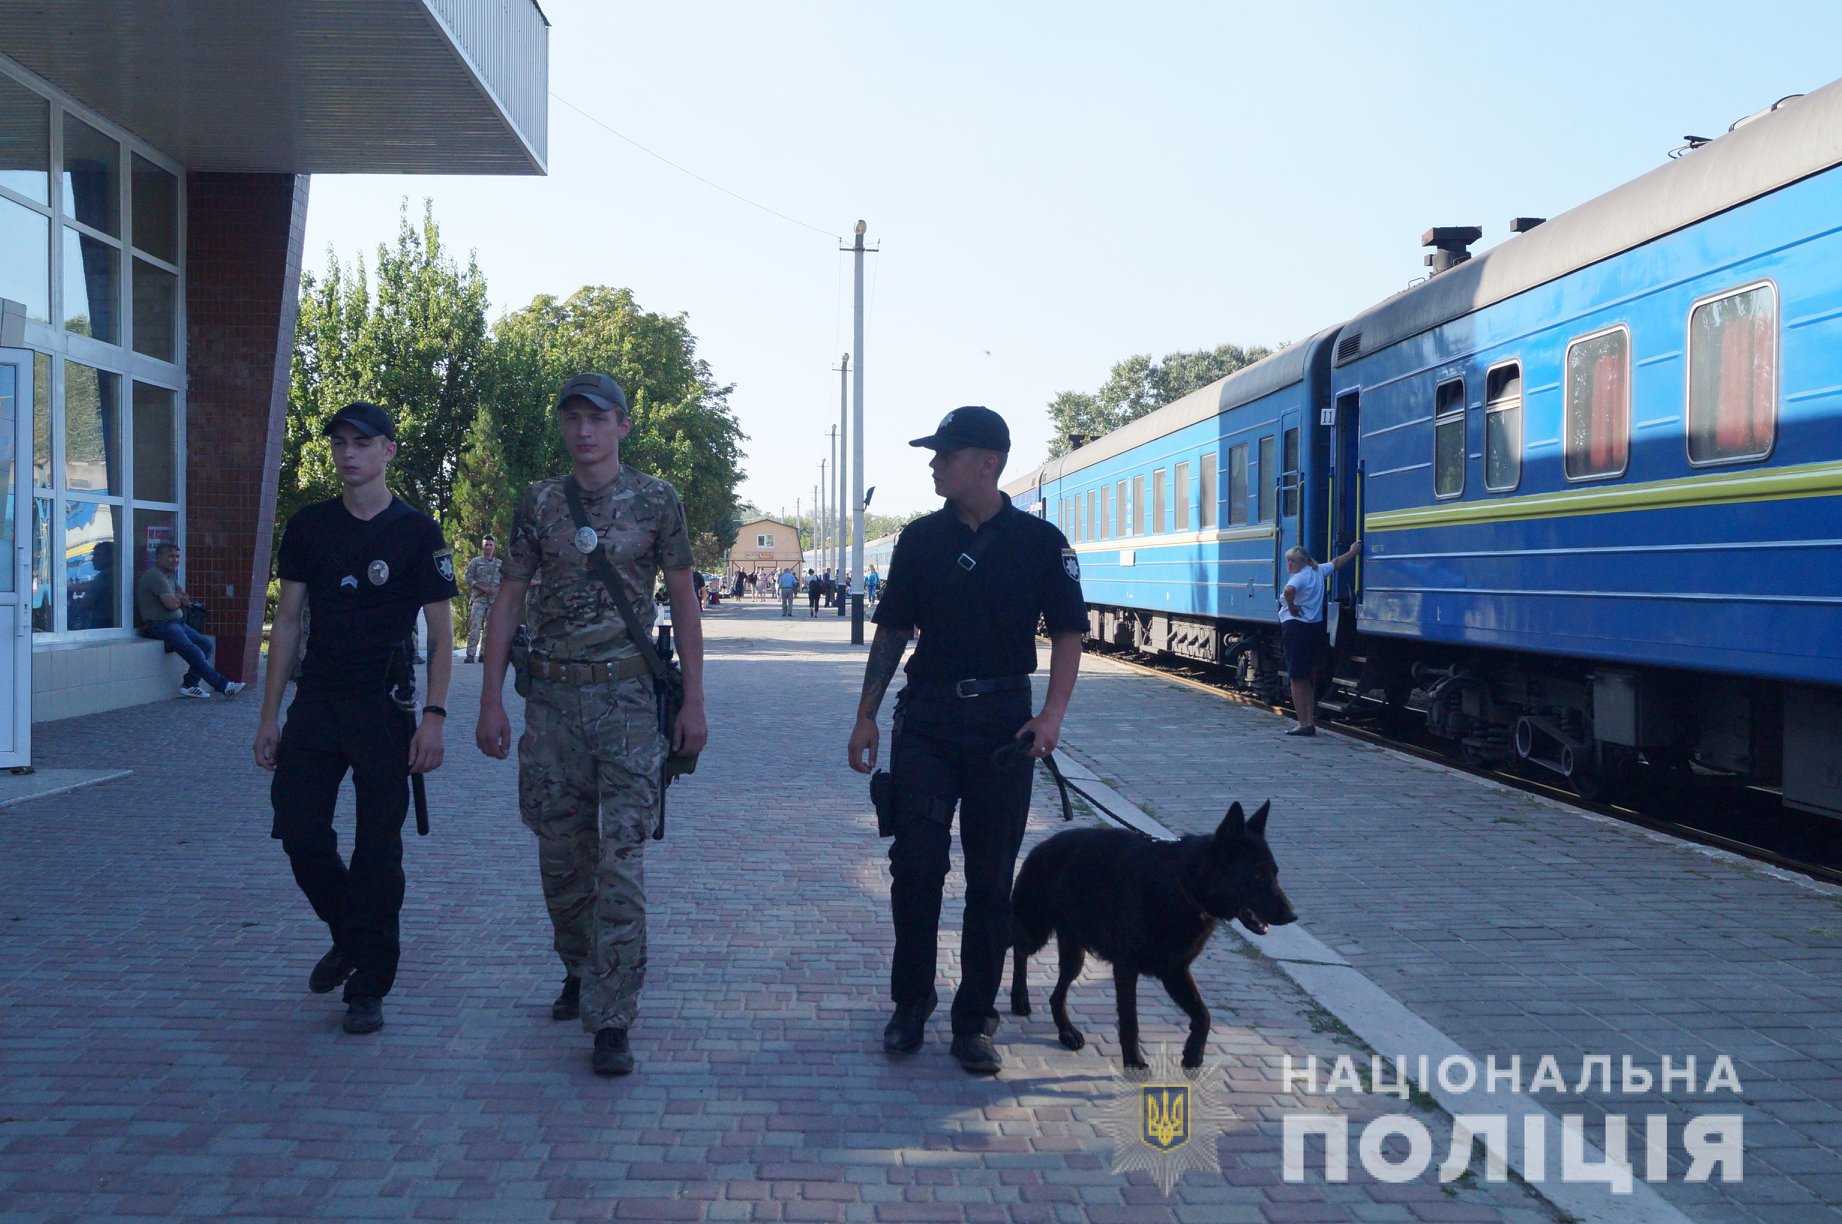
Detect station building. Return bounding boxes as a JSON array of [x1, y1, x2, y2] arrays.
[[0, 1, 549, 765], [725, 518, 805, 577]]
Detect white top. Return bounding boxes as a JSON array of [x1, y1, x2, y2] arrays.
[[1280, 562, 1335, 623]]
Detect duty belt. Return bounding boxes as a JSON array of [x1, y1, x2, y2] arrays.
[[526, 655, 653, 685], [906, 675, 1031, 699]]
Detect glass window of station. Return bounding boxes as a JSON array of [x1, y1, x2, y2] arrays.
[[0, 62, 184, 636]]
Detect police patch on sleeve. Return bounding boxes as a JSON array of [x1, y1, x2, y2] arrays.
[[434, 548, 454, 583], [1061, 548, 1081, 581]]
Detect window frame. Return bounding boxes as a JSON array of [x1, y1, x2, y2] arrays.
[[1227, 443, 1248, 527], [1281, 428, 1300, 519], [1256, 436, 1276, 522], [1172, 461, 1189, 532], [1199, 453, 1216, 530], [1562, 323, 1632, 484], [1483, 359, 1522, 494], [1684, 279, 1777, 469], [1116, 480, 1128, 538], [1132, 474, 1145, 535], [1151, 468, 1166, 535], [1432, 376, 1467, 500]]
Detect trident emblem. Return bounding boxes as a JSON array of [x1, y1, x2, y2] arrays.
[[1141, 1085, 1189, 1151]]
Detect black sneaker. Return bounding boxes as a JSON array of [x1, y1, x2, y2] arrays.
[[308, 946, 354, 994], [882, 988, 938, 1054], [342, 996, 384, 1034], [551, 977, 580, 1021], [1284, 725, 1317, 737], [949, 1031, 1002, 1074], [593, 1027, 634, 1076]]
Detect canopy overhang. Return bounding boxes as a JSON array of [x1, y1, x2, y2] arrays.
[[0, 0, 549, 174]]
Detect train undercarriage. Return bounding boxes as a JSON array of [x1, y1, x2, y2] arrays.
[[1084, 604, 1842, 818]]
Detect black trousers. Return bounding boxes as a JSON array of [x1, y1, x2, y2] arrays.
[[270, 695, 413, 1000], [886, 686, 1033, 1035]]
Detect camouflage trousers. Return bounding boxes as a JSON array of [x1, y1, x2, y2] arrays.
[[465, 598, 492, 658], [518, 674, 664, 1032]]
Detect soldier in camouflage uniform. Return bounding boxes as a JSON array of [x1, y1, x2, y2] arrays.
[[461, 536, 502, 663], [474, 372, 708, 1077]]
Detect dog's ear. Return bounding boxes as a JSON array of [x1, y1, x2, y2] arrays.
[[1213, 802, 1246, 856], [1247, 800, 1271, 838]]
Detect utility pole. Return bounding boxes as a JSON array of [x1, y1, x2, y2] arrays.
[[812, 483, 820, 570], [844, 219, 877, 644], [817, 461, 827, 575], [834, 353, 851, 617]]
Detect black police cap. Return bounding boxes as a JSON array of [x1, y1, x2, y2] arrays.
[[555, 372, 631, 416], [323, 401, 396, 441], [909, 405, 1010, 453]]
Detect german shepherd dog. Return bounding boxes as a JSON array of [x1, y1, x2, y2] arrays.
[[1009, 801, 1296, 1068]]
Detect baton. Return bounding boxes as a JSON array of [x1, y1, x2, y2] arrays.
[[412, 771, 430, 836]]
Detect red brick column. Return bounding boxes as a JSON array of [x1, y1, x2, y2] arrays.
[[183, 173, 310, 683]]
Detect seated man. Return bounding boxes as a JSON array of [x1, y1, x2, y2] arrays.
[[136, 542, 245, 699]]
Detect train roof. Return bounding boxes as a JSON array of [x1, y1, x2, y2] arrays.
[[1333, 77, 1842, 367], [1002, 325, 1340, 498]]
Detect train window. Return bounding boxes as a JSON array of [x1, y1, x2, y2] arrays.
[[1199, 454, 1216, 529], [1173, 462, 1189, 530], [1132, 475, 1145, 535], [1688, 283, 1776, 464], [1228, 444, 1248, 526], [1433, 378, 1466, 498], [1116, 480, 1128, 537], [1564, 326, 1630, 480], [1151, 468, 1166, 535], [1257, 436, 1276, 522], [1485, 362, 1522, 492], [1100, 484, 1111, 540], [1282, 428, 1299, 518], [1086, 489, 1097, 542]]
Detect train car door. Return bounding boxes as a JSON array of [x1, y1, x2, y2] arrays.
[[0, 350, 34, 768], [1330, 389, 1363, 606], [1275, 409, 1301, 600]]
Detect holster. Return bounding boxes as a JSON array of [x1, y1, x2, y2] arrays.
[[509, 624, 532, 698], [870, 768, 954, 838]]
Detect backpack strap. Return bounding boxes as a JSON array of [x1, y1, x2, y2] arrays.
[[562, 475, 668, 683]]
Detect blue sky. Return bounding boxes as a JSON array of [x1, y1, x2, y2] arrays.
[[302, 0, 1842, 521]]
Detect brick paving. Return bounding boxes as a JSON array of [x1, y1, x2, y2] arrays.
[[1060, 651, 1842, 1224], [0, 600, 1564, 1222]]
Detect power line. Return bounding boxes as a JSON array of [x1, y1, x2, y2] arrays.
[[550, 92, 839, 239]]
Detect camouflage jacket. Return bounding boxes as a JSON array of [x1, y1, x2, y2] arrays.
[[504, 467, 694, 660], [463, 554, 503, 598]]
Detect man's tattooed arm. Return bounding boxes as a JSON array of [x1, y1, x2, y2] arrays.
[[856, 624, 912, 722]]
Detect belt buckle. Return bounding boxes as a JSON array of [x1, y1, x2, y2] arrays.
[[954, 678, 980, 699]]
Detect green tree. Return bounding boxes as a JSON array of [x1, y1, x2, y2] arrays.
[[450, 286, 747, 554], [1045, 342, 1274, 457]]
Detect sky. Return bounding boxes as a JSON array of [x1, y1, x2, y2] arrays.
[[302, 0, 1842, 523]]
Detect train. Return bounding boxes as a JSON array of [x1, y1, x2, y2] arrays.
[[1001, 77, 1842, 819]]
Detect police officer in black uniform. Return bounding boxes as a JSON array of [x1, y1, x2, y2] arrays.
[[847, 406, 1087, 1074], [253, 402, 459, 1035]]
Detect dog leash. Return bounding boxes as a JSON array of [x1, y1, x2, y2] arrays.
[[991, 734, 1157, 840]]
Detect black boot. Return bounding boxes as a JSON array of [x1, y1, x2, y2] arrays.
[[551, 977, 580, 1021], [593, 1027, 634, 1076], [882, 988, 938, 1054]]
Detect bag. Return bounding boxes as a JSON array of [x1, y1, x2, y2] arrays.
[[561, 478, 700, 785], [182, 603, 208, 632]]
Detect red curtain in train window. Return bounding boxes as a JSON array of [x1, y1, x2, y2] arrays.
[[1712, 298, 1774, 456], [1588, 348, 1627, 474]]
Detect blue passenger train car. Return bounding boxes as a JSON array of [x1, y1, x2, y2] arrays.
[[1005, 76, 1842, 817]]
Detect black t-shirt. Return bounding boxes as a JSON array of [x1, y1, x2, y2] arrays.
[[277, 496, 459, 699], [873, 500, 1087, 682]]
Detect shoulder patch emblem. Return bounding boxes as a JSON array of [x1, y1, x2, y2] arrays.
[[1061, 548, 1081, 581], [368, 559, 391, 586], [434, 548, 454, 583]]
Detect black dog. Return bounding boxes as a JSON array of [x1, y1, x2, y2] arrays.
[[1008, 800, 1296, 1069]]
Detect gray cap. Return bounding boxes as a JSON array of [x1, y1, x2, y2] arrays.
[[555, 372, 630, 416]]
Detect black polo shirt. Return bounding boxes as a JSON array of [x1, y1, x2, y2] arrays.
[[873, 500, 1087, 682], [277, 496, 458, 700]]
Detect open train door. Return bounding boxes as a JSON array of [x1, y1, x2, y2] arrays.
[[0, 347, 34, 769], [1274, 408, 1302, 604], [1329, 389, 1363, 612]]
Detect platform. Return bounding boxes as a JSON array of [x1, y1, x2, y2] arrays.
[[0, 596, 1831, 1221]]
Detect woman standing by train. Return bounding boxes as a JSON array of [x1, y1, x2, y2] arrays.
[[1280, 540, 1362, 737]]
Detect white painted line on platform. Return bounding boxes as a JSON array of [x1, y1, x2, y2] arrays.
[[1056, 742, 1694, 1224], [0, 768, 131, 809]]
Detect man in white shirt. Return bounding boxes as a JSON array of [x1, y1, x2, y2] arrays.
[[1279, 540, 1363, 737]]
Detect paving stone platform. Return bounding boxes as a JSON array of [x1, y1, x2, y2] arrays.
[[2, 595, 1817, 1220]]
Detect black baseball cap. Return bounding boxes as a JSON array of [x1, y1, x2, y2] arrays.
[[555, 372, 631, 416], [909, 405, 1010, 453], [323, 401, 396, 440]]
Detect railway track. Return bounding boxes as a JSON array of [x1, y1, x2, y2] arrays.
[[1082, 643, 1842, 888]]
